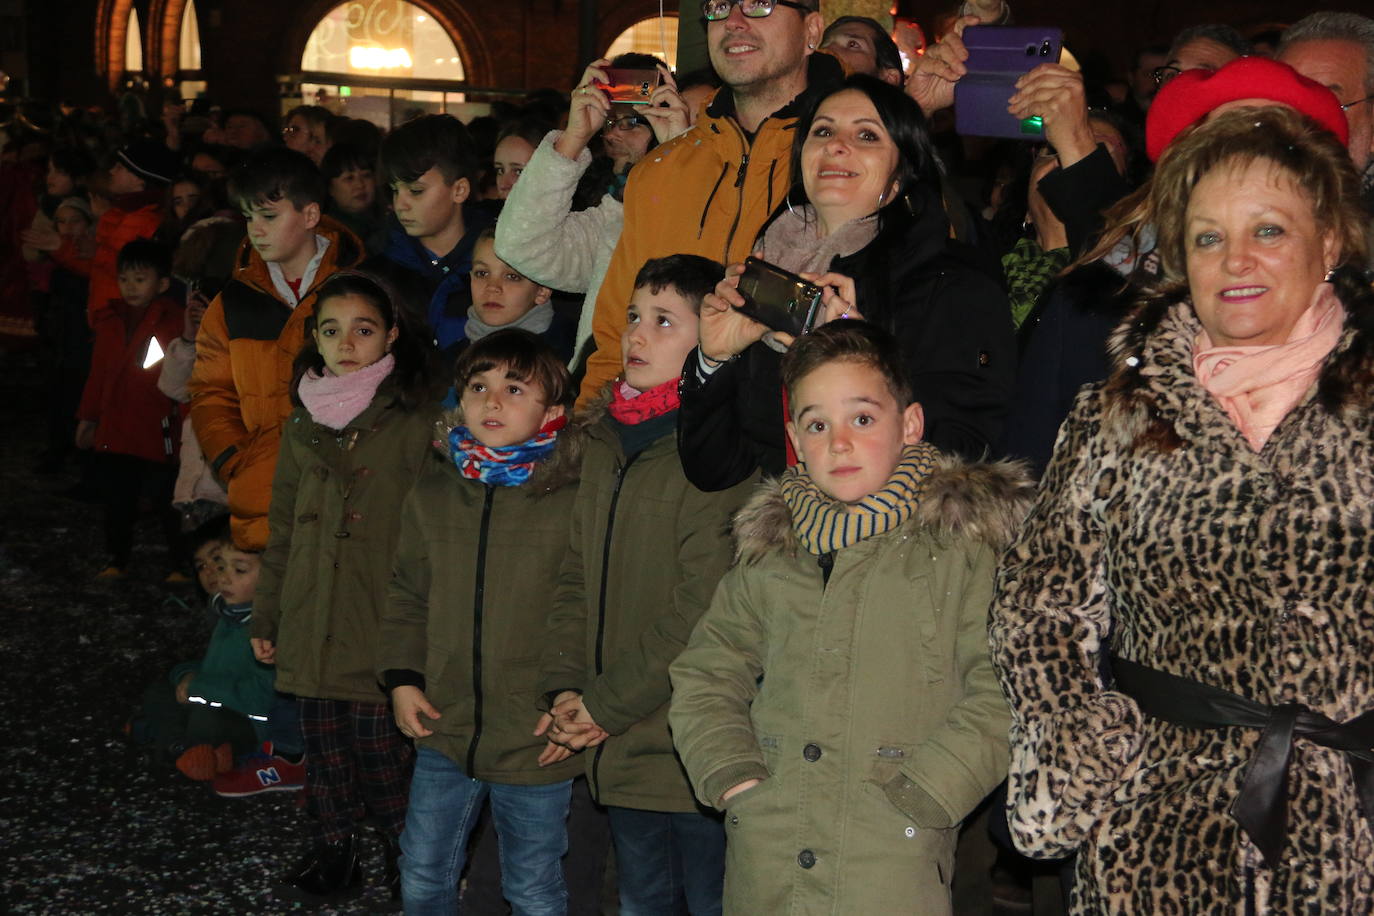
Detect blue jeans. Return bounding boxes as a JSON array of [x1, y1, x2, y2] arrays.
[[607, 805, 725, 916], [400, 747, 572, 915]]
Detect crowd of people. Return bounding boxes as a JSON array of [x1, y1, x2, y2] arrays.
[[5, 0, 1374, 913]]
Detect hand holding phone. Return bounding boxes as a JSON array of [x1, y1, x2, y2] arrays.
[[598, 68, 662, 104], [733, 258, 823, 337], [954, 26, 1064, 140]]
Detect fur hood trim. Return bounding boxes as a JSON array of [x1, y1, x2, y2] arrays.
[[732, 453, 1034, 564], [432, 407, 583, 495]]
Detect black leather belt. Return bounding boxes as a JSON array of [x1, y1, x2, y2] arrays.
[[1111, 654, 1374, 867]]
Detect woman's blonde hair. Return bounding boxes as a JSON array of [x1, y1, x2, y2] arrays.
[[1082, 106, 1368, 295]]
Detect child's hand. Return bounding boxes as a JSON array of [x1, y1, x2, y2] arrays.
[[721, 777, 763, 804], [250, 637, 276, 664], [74, 420, 96, 450], [21, 224, 61, 252], [700, 263, 768, 364], [538, 739, 574, 767], [184, 293, 208, 342], [392, 685, 441, 738], [546, 695, 609, 751], [174, 672, 195, 705]]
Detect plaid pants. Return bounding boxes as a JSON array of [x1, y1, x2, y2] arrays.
[[298, 696, 413, 844]]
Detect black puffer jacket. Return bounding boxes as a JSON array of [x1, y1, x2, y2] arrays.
[[678, 185, 1016, 491]]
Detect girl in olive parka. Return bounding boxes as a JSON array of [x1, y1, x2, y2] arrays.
[[252, 272, 440, 903], [670, 321, 1032, 915]]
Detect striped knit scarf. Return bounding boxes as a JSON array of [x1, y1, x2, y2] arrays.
[[779, 442, 940, 555], [449, 416, 566, 487]]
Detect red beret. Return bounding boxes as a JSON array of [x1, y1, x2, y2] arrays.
[[1145, 56, 1349, 161]]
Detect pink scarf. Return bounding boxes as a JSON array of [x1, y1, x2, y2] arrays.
[[298, 353, 395, 430], [1192, 283, 1345, 452]]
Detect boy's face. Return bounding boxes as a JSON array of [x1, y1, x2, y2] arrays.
[[493, 135, 535, 199], [109, 161, 146, 195], [118, 265, 170, 308], [459, 363, 564, 448], [192, 540, 225, 595], [215, 545, 261, 606], [243, 196, 321, 268], [171, 181, 201, 221], [785, 359, 924, 504], [470, 237, 551, 328], [621, 285, 699, 391], [390, 166, 468, 247]]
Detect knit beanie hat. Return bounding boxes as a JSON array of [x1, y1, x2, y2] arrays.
[[115, 139, 180, 185], [55, 195, 94, 222], [1146, 57, 1348, 161]]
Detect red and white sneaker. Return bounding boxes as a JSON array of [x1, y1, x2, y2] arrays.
[[212, 742, 305, 797]]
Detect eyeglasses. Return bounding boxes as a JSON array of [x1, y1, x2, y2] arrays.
[[604, 114, 650, 132], [282, 125, 302, 135], [701, 0, 812, 22], [1340, 94, 1374, 112], [1151, 65, 1182, 87]]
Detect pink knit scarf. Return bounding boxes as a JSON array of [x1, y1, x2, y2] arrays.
[[298, 353, 395, 430], [1192, 283, 1345, 452]]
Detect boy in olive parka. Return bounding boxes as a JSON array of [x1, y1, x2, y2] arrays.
[[670, 322, 1032, 915], [536, 255, 755, 914]]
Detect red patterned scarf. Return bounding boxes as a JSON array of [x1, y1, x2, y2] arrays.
[[607, 379, 680, 425]]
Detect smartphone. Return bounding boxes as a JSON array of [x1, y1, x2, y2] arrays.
[[191, 277, 226, 302], [599, 68, 661, 105], [734, 257, 823, 336], [954, 26, 1064, 140]]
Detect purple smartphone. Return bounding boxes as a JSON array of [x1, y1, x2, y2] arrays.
[[954, 26, 1064, 140]]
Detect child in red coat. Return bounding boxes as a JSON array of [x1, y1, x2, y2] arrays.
[[76, 239, 186, 578]]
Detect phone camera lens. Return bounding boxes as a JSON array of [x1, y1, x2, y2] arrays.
[[1040, 41, 1051, 56], [1024, 44, 1035, 56]]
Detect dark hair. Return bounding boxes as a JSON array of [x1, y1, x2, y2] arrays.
[[291, 271, 439, 411], [320, 142, 375, 182], [228, 147, 326, 211], [633, 254, 724, 313], [49, 146, 97, 181], [285, 105, 333, 130], [781, 319, 912, 412], [378, 114, 478, 187], [453, 328, 573, 410], [823, 16, 903, 75], [1167, 23, 1250, 61], [187, 513, 232, 557], [117, 238, 172, 277], [789, 74, 942, 223], [327, 118, 383, 159], [610, 52, 667, 71], [496, 116, 554, 151], [677, 66, 723, 95]]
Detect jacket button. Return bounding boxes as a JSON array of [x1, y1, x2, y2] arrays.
[[729, 814, 739, 825], [797, 849, 816, 869], [803, 743, 821, 762]]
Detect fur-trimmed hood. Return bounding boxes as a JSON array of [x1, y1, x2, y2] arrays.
[[432, 407, 584, 495], [732, 453, 1034, 565]]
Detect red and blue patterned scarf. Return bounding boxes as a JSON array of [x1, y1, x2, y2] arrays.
[[448, 416, 567, 487]]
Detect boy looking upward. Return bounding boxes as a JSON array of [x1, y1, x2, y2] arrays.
[[189, 148, 363, 550], [669, 321, 1029, 913]]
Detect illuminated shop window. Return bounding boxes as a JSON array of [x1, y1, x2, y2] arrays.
[[605, 15, 678, 70], [179, 0, 202, 71], [125, 5, 144, 72], [302, 0, 465, 80]]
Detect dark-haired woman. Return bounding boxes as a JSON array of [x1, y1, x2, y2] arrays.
[[254, 271, 440, 904], [992, 106, 1374, 913], [321, 143, 386, 255], [678, 75, 1014, 490]]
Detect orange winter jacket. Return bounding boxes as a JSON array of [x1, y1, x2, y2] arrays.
[[188, 218, 364, 550], [52, 191, 163, 322], [576, 55, 843, 407]]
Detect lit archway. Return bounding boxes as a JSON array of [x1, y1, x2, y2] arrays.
[[605, 15, 679, 70], [95, 0, 143, 91], [302, 1, 465, 81]]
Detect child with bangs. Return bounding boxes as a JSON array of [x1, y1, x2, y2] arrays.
[[669, 321, 1030, 914], [380, 328, 587, 914]]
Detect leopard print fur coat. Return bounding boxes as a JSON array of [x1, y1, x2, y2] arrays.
[[990, 271, 1374, 914]]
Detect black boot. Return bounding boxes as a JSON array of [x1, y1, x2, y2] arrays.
[[378, 829, 403, 907], [277, 834, 363, 904]]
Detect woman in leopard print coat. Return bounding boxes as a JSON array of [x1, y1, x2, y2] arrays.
[[991, 107, 1374, 913]]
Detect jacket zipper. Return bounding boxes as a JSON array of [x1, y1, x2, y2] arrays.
[[466, 485, 495, 776], [698, 162, 729, 240], [589, 452, 639, 798], [722, 146, 750, 262]]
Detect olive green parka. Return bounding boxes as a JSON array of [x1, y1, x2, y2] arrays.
[[538, 399, 757, 812], [669, 455, 1033, 914], [254, 383, 439, 702], [378, 411, 583, 783]]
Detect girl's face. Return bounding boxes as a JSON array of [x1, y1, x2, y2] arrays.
[[312, 292, 398, 375], [54, 205, 92, 238], [800, 89, 900, 232], [493, 136, 535, 199], [193, 540, 224, 595], [459, 362, 564, 448], [171, 181, 201, 221], [46, 163, 76, 197]]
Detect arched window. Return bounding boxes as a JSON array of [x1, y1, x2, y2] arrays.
[[302, 1, 465, 81], [179, 0, 202, 71], [125, 5, 144, 73], [605, 15, 678, 70]]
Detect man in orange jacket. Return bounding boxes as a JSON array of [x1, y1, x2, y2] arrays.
[[189, 149, 363, 550]]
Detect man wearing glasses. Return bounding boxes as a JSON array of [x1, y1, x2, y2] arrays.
[[575, 0, 833, 405], [1278, 12, 1374, 189]]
